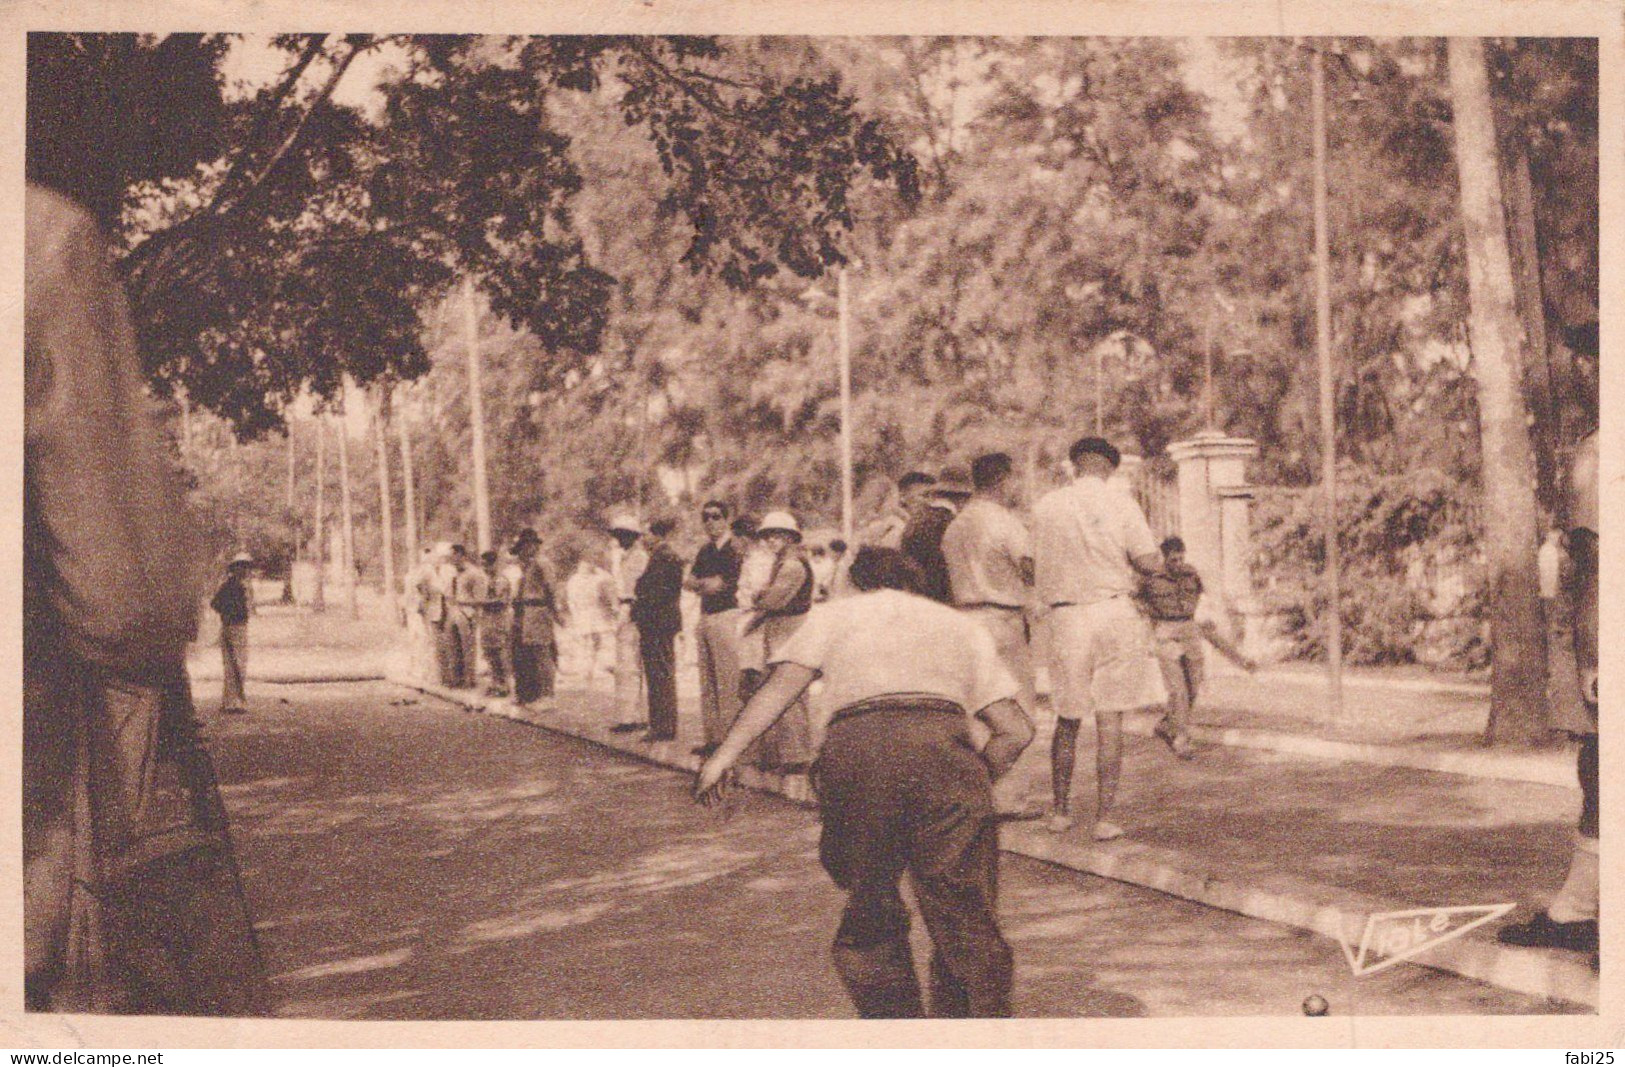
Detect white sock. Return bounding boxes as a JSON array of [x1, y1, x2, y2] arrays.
[[1548, 835, 1600, 923]]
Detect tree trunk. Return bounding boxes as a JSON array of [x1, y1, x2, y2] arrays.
[[336, 406, 360, 620], [313, 417, 327, 612], [373, 386, 398, 625], [399, 399, 420, 580], [1446, 38, 1549, 745], [281, 427, 297, 603], [1497, 120, 1565, 521]]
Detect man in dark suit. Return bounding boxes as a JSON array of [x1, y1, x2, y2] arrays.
[[632, 517, 686, 742]]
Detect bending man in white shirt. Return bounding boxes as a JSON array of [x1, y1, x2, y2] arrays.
[[695, 546, 1034, 1018]]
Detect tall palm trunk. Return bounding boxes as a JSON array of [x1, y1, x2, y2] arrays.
[[1446, 37, 1548, 744]]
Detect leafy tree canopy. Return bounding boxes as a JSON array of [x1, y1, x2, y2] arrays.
[[26, 32, 919, 438]]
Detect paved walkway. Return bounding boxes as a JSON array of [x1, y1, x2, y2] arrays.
[[390, 668, 1597, 1011], [205, 682, 1570, 1019]]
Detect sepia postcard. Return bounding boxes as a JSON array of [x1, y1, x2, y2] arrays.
[[2, 0, 1622, 1050]]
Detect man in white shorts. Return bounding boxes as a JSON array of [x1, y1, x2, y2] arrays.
[[1031, 436, 1163, 841]]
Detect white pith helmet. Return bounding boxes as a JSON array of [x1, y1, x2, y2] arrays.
[[756, 510, 802, 542]]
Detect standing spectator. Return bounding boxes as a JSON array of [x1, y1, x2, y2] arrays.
[[1499, 321, 1600, 963], [861, 471, 934, 550], [943, 453, 1036, 714], [742, 511, 817, 772], [428, 543, 459, 687], [24, 181, 267, 1014], [695, 546, 1034, 1018], [808, 538, 838, 602], [1031, 436, 1163, 841], [633, 517, 686, 743], [565, 551, 616, 683], [210, 554, 255, 715], [686, 500, 744, 757], [943, 452, 1041, 820], [734, 516, 771, 695], [405, 546, 441, 682], [511, 529, 560, 710], [415, 543, 453, 685], [826, 538, 851, 599], [901, 466, 973, 603], [445, 545, 481, 689], [478, 550, 514, 698], [607, 515, 649, 734]]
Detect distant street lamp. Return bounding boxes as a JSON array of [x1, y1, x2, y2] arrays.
[[803, 264, 859, 544]]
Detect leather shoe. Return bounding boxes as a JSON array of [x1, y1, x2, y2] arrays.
[[1496, 912, 1598, 952]]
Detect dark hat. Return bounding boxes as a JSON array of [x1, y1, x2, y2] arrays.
[[1563, 321, 1599, 359], [480, 549, 499, 566], [648, 517, 677, 537], [511, 528, 541, 551], [1069, 436, 1122, 469], [934, 465, 975, 497]]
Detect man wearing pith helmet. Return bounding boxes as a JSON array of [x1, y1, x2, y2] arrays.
[[741, 510, 818, 771], [210, 553, 256, 715]]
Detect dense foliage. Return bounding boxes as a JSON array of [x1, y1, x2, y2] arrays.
[[1251, 473, 1488, 670], [38, 35, 1595, 697]]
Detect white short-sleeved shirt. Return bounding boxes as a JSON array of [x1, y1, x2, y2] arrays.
[[942, 498, 1033, 608], [769, 589, 1019, 752], [1031, 476, 1158, 607], [610, 543, 648, 601]]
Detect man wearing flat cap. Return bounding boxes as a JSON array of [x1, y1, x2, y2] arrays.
[[1031, 436, 1163, 842], [633, 517, 687, 742]]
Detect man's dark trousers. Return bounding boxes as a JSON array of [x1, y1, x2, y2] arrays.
[[812, 702, 1012, 1018], [513, 640, 555, 704], [640, 628, 678, 740]]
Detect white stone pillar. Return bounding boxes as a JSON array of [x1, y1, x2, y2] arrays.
[[1166, 431, 1259, 618]]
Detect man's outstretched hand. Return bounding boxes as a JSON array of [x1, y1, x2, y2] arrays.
[[694, 755, 735, 807]]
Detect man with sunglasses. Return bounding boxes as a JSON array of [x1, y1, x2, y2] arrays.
[[686, 500, 745, 757]]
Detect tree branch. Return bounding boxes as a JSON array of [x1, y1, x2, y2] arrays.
[[128, 36, 375, 305], [212, 36, 331, 209], [621, 38, 752, 130], [218, 36, 370, 218]]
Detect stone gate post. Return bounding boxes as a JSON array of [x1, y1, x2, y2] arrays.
[[1165, 431, 1259, 624]]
